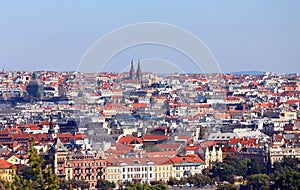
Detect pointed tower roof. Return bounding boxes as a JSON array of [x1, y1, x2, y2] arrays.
[[131, 59, 134, 67], [53, 138, 68, 152], [136, 59, 142, 81], [129, 59, 135, 80], [137, 59, 141, 69]]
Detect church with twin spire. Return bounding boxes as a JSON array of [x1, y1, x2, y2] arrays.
[[129, 59, 142, 81]]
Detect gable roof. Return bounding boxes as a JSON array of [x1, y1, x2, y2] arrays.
[[170, 154, 205, 164], [118, 136, 143, 144], [53, 138, 68, 152]]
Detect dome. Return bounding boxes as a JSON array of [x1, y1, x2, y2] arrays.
[[32, 72, 38, 80]]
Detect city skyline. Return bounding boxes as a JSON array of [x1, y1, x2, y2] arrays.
[[1, 1, 300, 74]]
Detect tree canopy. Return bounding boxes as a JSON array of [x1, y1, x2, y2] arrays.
[[11, 144, 59, 190]]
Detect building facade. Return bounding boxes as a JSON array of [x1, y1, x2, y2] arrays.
[[48, 138, 106, 189]]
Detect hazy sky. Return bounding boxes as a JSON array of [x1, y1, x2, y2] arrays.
[[1, 1, 300, 73]]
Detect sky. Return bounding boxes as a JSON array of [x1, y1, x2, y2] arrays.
[[0, 1, 300, 74]]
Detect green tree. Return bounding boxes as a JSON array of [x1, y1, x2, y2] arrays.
[[217, 182, 239, 190], [272, 157, 300, 189], [0, 178, 10, 190], [223, 156, 247, 177], [43, 165, 59, 190], [124, 182, 167, 190], [59, 180, 72, 190], [11, 143, 59, 190], [187, 174, 210, 187], [211, 162, 235, 182], [74, 180, 90, 189], [167, 177, 179, 186], [247, 174, 270, 190], [96, 179, 116, 190], [274, 170, 300, 190], [152, 183, 167, 190], [247, 159, 262, 176], [179, 177, 188, 185]]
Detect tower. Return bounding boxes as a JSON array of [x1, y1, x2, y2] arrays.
[[48, 115, 56, 139], [136, 59, 142, 81], [129, 59, 135, 80], [26, 72, 44, 98]]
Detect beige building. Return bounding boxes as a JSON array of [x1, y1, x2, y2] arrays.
[[281, 111, 297, 120], [150, 157, 173, 182], [170, 154, 206, 180], [106, 163, 121, 186], [0, 159, 16, 183], [269, 147, 300, 165]]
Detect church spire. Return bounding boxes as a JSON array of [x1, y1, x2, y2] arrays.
[[129, 59, 135, 80], [136, 59, 142, 81]]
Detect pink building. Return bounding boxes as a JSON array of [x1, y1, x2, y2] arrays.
[[49, 138, 106, 189]]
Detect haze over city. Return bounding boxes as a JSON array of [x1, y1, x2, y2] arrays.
[[1, 1, 300, 73], [1, 1, 300, 190]]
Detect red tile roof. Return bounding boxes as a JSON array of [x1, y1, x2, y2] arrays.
[[149, 157, 172, 165], [0, 159, 16, 169], [142, 136, 168, 141], [184, 146, 199, 151], [228, 137, 258, 146], [118, 136, 143, 144], [131, 103, 148, 109], [170, 154, 205, 164]]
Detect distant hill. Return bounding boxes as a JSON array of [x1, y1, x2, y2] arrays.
[[229, 71, 266, 76]]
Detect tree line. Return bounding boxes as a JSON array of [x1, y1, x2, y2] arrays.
[[1, 146, 299, 190]]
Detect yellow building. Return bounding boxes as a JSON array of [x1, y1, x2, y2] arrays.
[[297, 82, 300, 91], [106, 163, 121, 187], [151, 157, 173, 181], [281, 111, 297, 120], [0, 159, 16, 183]]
